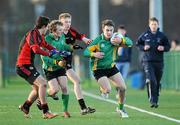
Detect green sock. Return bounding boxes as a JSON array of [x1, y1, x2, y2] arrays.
[[62, 94, 69, 112], [118, 103, 124, 110]]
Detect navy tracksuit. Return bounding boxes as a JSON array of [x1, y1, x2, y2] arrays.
[[136, 28, 170, 105]]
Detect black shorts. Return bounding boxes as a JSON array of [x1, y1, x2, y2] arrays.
[[44, 68, 66, 81], [64, 54, 72, 70], [16, 64, 40, 85], [93, 66, 119, 81]]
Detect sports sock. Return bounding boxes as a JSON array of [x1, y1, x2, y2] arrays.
[[41, 103, 49, 114], [78, 98, 87, 110], [118, 103, 124, 110], [62, 94, 69, 112], [23, 100, 32, 111]]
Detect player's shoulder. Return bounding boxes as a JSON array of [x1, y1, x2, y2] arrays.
[[45, 33, 54, 43], [88, 35, 102, 46], [69, 27, 78, 33], [93, 35, 102, 42]]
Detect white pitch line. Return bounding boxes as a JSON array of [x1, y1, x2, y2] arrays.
[[82, 91, 180, 124]]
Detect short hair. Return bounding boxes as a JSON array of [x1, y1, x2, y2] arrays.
[[59, 13, 72, 20], [149, 17, 159, 24], [36, 16, 50, 29], [172, 39, 180, 45], [101, 19, 115, 29], [48, 20, 63, 33], [118, 24, 125, 30]]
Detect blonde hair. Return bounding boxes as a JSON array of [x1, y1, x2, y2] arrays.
[[149, 17, 159, 24], [48, 20, 62, 33], [59, 13, 72, 20]]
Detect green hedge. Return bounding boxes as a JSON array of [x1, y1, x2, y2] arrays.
[[162, 51, 180, 90]]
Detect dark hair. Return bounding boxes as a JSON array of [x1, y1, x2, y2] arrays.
[[149, 17, 159, 24], [118, 24, 125, 29], [48, 20, 63, 33], [36, 16, 50, 29], [101, 19, 115, 29]]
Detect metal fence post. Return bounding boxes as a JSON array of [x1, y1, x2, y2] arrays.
[[0, 59, 4, 88]]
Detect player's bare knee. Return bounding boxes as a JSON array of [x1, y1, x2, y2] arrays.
[[117, 86, 126, 93], [74, 80, 80, 85], [39, 83, 47, 89], [62, 88, 68, 94], [61, 86, 68, 93], [106, 87, 111, 93]]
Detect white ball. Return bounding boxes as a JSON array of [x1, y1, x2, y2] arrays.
[[110, 32, 124, 46]]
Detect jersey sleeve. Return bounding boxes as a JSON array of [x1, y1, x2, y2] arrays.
[[83, 37, 100, 57], [124, 37, 133, 47], [28, 30, 51, 56], [136, 33, 145, 51], [70, 27, 85, 41], [162, 35, 170, 52]]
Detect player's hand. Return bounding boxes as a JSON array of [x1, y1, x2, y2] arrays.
[[55, 60, 66, 67], [144, 45, 150, 51], [73, 44, 83, 49], [93, 52, 104, 59], [157, 45, 164, 51], [82, 37, 92, 45], [111, 37, 122, 45], [85, 39, 92, 44]]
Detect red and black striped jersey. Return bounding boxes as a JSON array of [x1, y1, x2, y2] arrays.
[[64, 27, 85, 45], [16, 28, 54, 66]]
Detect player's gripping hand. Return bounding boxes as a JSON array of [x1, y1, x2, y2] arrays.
[[82, 37, 92, 45], [92, 52, 104, 59]]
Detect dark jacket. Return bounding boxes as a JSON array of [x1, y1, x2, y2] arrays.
[[115, 48, 132, 62], [136, 28, 170, 62]]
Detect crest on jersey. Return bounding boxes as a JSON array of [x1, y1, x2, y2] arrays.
[[101, 43, 105, 48]]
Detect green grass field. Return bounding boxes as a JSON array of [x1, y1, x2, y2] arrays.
[[0, 79, 180, 125]]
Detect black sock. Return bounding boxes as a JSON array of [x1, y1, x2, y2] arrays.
[[23, 100, 32, 111], [41, 103, 49, 114], [78, 99, 87, 110]]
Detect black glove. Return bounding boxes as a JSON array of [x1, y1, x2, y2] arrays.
[[73, 44, 83, 49]]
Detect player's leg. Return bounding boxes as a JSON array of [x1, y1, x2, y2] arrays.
[[19, 85, 38, 118], [154, 62, 164, 107], [109, 72, 128, 118], [66, 68, 95, 115], [143, 62, 158, 108], [34, 75, 58, 119], [57, 76, 70, 118], [47, 78, 60, 100], [97, 76, 111, 98], [66, 68, 82, 99], [16, 65, 39, 118]]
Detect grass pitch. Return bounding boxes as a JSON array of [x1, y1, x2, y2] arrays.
[[0, 79, 180, 125]]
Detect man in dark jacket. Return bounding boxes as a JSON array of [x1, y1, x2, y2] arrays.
[[136, 17, 170, 108], [115, 25, 133, 80]]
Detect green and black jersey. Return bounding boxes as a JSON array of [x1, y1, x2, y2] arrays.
[[84, 34, 133, 71], [41, 33, 72, 71]]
